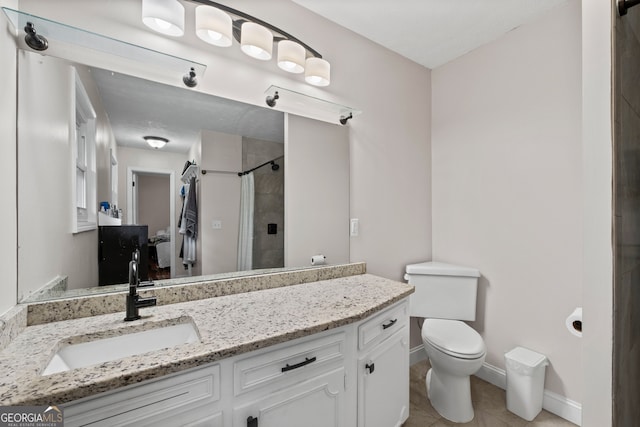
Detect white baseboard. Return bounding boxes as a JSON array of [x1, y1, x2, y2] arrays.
[[542, 390, 582, 426], [475, 362, 507, 389], [410, 345, 582, 426], [409, 344, 428, 366]]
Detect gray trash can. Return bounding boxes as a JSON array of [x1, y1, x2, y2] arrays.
[[504, 346, 548, 421]]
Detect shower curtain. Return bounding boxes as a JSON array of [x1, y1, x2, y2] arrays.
[[237, 172, 254, 271]]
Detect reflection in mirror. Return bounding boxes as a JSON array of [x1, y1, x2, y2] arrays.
[[17, 49, 291, 302]]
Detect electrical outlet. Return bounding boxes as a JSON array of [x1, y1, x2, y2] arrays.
[[212, 220, 222, 229]]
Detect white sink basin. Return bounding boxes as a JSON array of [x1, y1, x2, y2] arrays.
[[42, 322, 200, 375]]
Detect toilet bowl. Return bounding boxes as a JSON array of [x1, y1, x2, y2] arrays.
[[405, 261, 485, 423], [422, 318, 486, 423]]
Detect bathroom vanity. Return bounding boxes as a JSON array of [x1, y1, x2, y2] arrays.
[[0, 265, 413, 427], [64, 300, 409, 427]]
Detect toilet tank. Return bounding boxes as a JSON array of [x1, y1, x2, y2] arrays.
[[405, 261, 481, 321]]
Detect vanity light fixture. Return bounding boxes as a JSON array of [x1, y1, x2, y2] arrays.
[[240, 22, 273, 61], [195, 5, 232, 47], [142, 0, 185, 37], [305, 57, 331, 87], [141, 0, 331, 86], [144, 136, 169, 149], [277, 40, 305, 73]]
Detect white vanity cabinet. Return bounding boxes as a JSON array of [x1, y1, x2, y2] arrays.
[[63, 364, 222, 427], [357, 301, 410, 427], [233, 367, 346, 427], [62, 299, 409, 427], [232, 331, 348, 427]]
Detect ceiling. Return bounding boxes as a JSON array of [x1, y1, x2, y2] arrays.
[[90, 67, 284, 154], [291, 0, 569, 69]]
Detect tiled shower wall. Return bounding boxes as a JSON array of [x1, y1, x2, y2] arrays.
[[242, 137, 284, 270], [614, 3, 640, 425]]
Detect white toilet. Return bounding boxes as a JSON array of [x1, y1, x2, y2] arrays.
[[405, 261, 486, 423]]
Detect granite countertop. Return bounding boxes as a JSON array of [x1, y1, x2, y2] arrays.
[[0, 274, 413, 406]]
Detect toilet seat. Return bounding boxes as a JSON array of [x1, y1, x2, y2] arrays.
[[422, 319, 485, 359]]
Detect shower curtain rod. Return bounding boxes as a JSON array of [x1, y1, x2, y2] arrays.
[[238, 155, 284, 176], [200, 169, 238, 176], [200, 155, 284, 177]]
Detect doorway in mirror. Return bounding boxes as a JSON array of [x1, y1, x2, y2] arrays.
[[136, 173, 172, 281]]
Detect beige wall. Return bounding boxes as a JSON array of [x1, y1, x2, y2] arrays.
[[17, 52, 117, 295], [431, 0, 582, 402], [200, 130, 242, 275], [285, 115, 349, 267], [0, 0, 17, 313], [138, 175, 171, 237]]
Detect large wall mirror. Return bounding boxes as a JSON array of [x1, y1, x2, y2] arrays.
[[17, 47, 350, 303]]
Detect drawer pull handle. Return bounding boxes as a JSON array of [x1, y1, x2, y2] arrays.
[[282, 356, 317, 372], [247, 416, 258, 427], [366, 362, 375, 374], [382, 318, 398, 330]]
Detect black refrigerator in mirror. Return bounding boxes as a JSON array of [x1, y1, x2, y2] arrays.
[[98, 225, 149, 286]]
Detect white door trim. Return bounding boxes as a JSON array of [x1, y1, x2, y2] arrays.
[[126, 166, 176, 278]]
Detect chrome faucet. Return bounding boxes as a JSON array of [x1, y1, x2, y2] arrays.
[[124, 250, 157, 321]]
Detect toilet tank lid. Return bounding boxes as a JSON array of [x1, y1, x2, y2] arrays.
[[405, 261, 480, 277]]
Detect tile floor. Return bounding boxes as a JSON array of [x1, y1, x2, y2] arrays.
[[404, 360, 578, 427]]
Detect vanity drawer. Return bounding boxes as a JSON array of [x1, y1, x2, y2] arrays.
[[358, 300, 408, 351], [234, 331, 346, 396], [64, 364, 220, 427]]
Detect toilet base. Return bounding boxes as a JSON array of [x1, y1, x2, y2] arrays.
[[425, 367, 475, 423]]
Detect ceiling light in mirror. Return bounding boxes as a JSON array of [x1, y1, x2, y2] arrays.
[[305, 57, 330, 87], [240, 22, 273, 61], [142, 0, 185, 37], [144, 136, 169, 149], [195, 5, 232, 47], [277, 40, 306, 74]]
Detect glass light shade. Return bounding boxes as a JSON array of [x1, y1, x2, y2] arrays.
[[195, 6, 232, 47], [277, 40, 306, 73], [142, 0, 185, 37], [305, 57, 330, 86], [144, 136, 169, 149], [240, 22, 273, 61]]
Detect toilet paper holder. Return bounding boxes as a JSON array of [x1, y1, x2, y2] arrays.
[[572, 319, 582, 333], [565, 307, 583, 337]]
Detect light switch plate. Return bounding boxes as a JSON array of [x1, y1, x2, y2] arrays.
[[350, 218, 359, 237]]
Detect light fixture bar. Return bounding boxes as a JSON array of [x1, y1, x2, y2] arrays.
[[189, 0, 323, 59]]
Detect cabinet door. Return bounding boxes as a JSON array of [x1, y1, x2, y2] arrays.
[[358, 328, 409, 427], [233, 367, 345, 427], [64, 365, 220, 427]]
